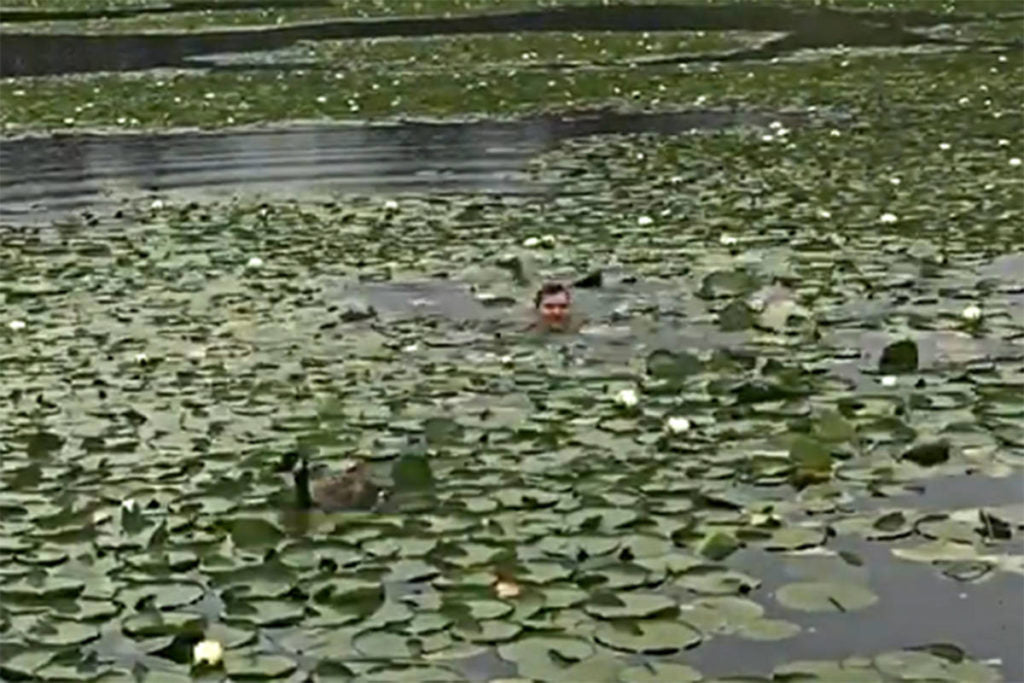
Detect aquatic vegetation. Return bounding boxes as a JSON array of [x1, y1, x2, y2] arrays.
[[0, 0, 1022, 680]]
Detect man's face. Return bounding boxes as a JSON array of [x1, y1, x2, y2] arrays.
[[538, 290, 570, 327]]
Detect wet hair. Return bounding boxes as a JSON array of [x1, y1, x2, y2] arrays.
[[534, 282, 571, 308]]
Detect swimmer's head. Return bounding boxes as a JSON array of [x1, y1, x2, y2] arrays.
[[534, 282, 571, 328]]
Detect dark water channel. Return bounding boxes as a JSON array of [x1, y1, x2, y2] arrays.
[[0, 108, 812, 223], [2, 2, 1017, 77]]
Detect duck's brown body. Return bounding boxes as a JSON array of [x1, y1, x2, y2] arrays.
[[294, 458, 381, 511]]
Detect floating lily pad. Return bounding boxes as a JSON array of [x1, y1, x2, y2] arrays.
[[223, 651, 297, 679], [775, 581, 878, 613], [584, 592, 677, 620], [773, 659, 882, 682], [498, 637, 595, 681], [619, 662, 703, 683], [674, 567, 761, 596], [735, 618, 801, 641], [354, 630, 414, 658], [879, 339, 919, 374], [453, 619, 522, 643], [227, 518, 284, 551], [646, 350, 702, 381], [595, 620, 702, 654], [901, 440, 951, 466]]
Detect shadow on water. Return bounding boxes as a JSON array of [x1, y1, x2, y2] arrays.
[[1, 2, 1017, 77], [0, 107, 814, 223]]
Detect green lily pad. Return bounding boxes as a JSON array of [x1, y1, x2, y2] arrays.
[[762, 526, 826, 551], [465, 600, 514, 621], [498, 637, 595, 680], [594, 620, 702, 654], [223, 651, 297, 679], [674, 567, 761, 596], [619, 662, 703, 683], [901, 440, 951, 466], [354, 630, 414, 658], [584, 592, 677, 620], [646, 349, 702, 381], [773, 659, 882, 682], [453, 619, 522, 643], [700, 270, 756, 299], [719, 299, 755, 331], [353, 664, 466, 682], [775, 581, 878, 613], [815, 410, 856, 443], [879, 339, 919, 374], [873, 649, 1001, 681], [735, 617, 801, 641], [698, 532, 742, 561], [27, 620, 100, 647], [227, 518, 284, 550]]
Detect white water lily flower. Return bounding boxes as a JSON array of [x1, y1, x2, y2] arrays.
[[817, 209, 832, 219], [246, 256, 263, 268], [637, 215, 653, 227], [1010, 157, 1021, 167], [938, 142, 951, 151], [193, 639, 223, 666], [879, 212, 898, 224], [880, 375, 897, 387], [540, 234, 556, 246], [829, 129, 841, 137], [383, 199, 399, 211], [614, 388, 639, 408], [666, 417, 691, 434], [316, 95, 327, 104], [761, 134, 774, 143], [889, 177, 901, 186], [402, 344, 419, 353], [522, 236, 540, 248], [997, 139, 1009, 147], [8, 319, 26, 331], [500, 355, 514, 365], [121, 499, 137, 512], [495, 579, 521, 599], [134, 352, 148, 364], [961, 304, 982, 321], [150, 199, 164, 210], [720, 234, 738, 246], [957, 96, 969, 105]]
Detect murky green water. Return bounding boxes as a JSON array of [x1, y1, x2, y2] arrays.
[[1, 1, 1022, 681]]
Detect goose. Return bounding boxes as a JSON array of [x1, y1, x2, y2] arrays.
[[288, 453, 382, 511]]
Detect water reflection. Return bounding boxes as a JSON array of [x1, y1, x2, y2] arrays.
[[0, 109, 806, 223]]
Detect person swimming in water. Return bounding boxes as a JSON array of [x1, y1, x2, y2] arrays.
[[529, 282, 581, 332]]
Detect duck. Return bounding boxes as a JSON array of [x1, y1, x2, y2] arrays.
[[287, 453, 383, 511]]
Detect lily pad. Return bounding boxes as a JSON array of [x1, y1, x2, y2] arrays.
[[584, 592, 677, 620], [775, 581, 878, 613], [619, 662, 703, 683], [594, 620, 702, 654], [879, 339, 919, 374], [498, 637, 595, 681]]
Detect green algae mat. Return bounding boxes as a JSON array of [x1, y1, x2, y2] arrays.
[[1, 1, 1022, 681]]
